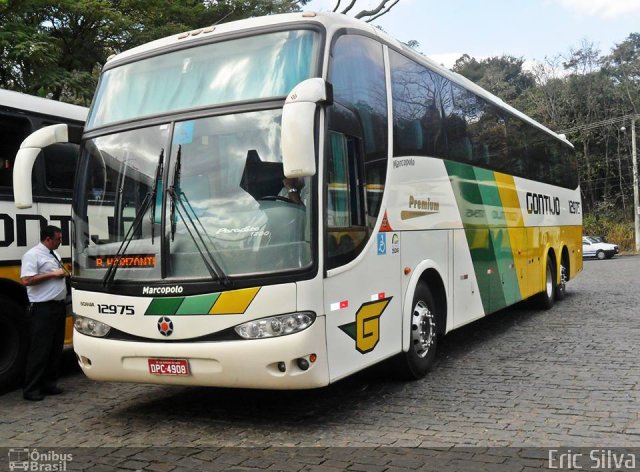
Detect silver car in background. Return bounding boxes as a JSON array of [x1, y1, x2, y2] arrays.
[[582, 236, 619, 260]]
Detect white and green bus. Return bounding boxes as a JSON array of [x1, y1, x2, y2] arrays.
[[14, 12, 581, 389], [1, 89, 87, 391]]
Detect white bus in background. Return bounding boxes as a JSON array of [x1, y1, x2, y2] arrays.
[[14, 12, 581, 390], [0, 89, 87, 391]]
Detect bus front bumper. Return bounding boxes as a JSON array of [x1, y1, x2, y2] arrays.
[[73, 316, 329, 390]]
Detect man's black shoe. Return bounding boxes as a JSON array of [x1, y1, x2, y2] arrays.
[[42, 386, 64, 395], [23, 393, 45, 401]]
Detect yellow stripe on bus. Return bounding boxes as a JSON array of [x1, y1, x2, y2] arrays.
[[494, 172, 528, 298], [209, 287, 261, 315]]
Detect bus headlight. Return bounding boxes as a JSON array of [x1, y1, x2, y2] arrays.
[[74, 315, 111, 337], [234, 312, 315, 339]]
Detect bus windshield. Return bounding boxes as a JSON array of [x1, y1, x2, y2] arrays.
[[86, 29, 319, 129], [73, 109, 313, 282]]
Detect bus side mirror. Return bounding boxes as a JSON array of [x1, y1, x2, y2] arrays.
[[13, 124, 70, 209], [281, 78, 332, 178]]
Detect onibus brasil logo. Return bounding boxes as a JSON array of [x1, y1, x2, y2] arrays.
[[8, 448, 73, 471]]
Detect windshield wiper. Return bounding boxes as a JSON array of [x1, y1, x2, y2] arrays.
[[168, 146, 231, 287], [150, 146, 164, 244], [169, 146, 181, 241], [102, 149, 164, 288]]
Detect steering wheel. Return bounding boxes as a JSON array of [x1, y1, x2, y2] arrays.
[[260, 195, 293, 203]]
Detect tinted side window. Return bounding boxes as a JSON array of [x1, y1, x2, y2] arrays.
[[42, 143, 80, 193], [331, 35, 388, 164], [0, 113, 32, 193], [505, 113, 577, 189], [524, 127, 548, 183], [388, 51, 577, 188], [31, 123, 83, 198], [442, 83, 472, 163], [327, 35, 388, 269], [390, 50, 448, 159], [553, 139, 578, 188], [469, 102, 508, 170], [444, 84, 509, 169], [505, 115, 528, 176]]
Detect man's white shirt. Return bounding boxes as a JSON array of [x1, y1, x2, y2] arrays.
[[21, 243, 66, 302]]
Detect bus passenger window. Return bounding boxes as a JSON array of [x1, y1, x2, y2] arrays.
[[326, 33, 388, 270], [326, 132, 367, 270], [390, 49, 447, 159], [0, 114, 31, 191], [42, 143, 80, 194]]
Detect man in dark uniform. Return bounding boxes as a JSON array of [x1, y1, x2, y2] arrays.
[[20, 225, 69, 401]]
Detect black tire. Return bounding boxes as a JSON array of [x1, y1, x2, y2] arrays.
[[0, 296, 28, 393], [596, 250, 606, 260], [556, 254, 568, 301], [395, 281, 438, 380], [536, 256, 556, 310]]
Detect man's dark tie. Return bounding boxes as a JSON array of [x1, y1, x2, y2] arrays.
[[50, 250, 71, 295]]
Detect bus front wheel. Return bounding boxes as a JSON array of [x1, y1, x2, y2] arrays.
[[0, 297, 28, 393], [396, 281, 438, 380]]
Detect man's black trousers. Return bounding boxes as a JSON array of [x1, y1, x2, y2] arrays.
[[23, 300, 66, 396]]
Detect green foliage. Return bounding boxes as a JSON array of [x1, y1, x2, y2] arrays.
[[1, 2, 637, 235], [583, 213, 635, 253], [0, 0, 309, 104], [453, 34, 639, 225]]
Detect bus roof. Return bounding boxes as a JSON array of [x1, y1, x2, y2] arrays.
[[105, 11, 572, 148], [0, 88, 88, 123]]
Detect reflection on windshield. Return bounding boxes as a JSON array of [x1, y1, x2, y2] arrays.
[[166, 110, 312, 279], [73, 110, 313, 282], [102, 149, 165, 288], [87, 30, 319, 129], [73, 125, 168, 281]]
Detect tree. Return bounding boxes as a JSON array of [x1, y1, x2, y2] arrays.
[[449, 39, 640, 218], [0, 0, 310, 104], [330, 0, 401, 22], [524, 56, 573, 127], [605, 33, 640, 114]]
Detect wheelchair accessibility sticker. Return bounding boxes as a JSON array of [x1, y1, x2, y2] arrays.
[[377, 233, 386, 255]]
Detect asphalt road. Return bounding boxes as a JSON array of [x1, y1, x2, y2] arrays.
[[1, 255, 639, 471]]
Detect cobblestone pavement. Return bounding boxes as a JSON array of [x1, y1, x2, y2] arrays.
[[1, 256, 639, 470]]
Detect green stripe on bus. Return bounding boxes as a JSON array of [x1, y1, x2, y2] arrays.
[[445, 161, 513, 313], [145, 297, 184, 316], [176, 293, 220, 315], [490, 229, 522, 307], [473, 167, 522, 307]]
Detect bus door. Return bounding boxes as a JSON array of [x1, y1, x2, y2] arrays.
[[322, 130, 401, 381]]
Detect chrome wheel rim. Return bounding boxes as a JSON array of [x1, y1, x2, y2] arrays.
[[545, 263, 553, 298], [411, 300, 435, 358]]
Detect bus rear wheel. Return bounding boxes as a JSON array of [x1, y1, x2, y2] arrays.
[[396, 281, 438, 380], [536, 256, 556, 310], [0, 297, 28, 393], [556, 253, 569, 301]]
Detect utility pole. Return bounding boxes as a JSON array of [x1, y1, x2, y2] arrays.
[[632, 117, 639, 253]]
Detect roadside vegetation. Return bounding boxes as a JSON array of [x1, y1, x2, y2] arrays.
[[0, 1, 638, 246]]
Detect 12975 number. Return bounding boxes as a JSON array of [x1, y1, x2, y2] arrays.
[[97, 304, 135, 315]]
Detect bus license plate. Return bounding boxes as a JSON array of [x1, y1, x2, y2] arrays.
[[148, 359, 190, 376]]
